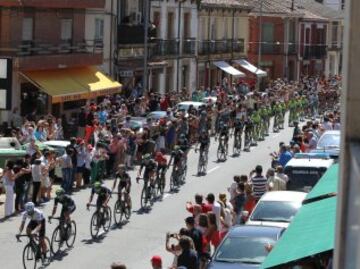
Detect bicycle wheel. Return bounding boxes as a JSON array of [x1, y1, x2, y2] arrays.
[[113, 199, 124, 225], [140, 186, 148, 208], [217, 146, 222, 160], [66, 221, 77, 248], [50, 226, 62, 255], [181, 164, 187, 184], [22, 244, 37, 269], [103, 206, 112, 232], [197, 155, 203, 175], [169, 172, 175, 191], [90, 211, 100, 239]]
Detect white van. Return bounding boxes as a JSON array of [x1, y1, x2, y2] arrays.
[[284, 153, 334, 192]]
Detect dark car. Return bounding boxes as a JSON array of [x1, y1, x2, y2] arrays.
[[206, 225, 284, 269]]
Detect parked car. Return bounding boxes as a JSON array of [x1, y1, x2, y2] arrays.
[[246, 191, 307, 228], [206, 225, 284, 269], [44, 140, 70, 179], [312, 130, 340, 158], [0, 137, 21, 150], [147, 111, 174, 122], [284, 153, 334, 192], [176, 101, 206, 112]]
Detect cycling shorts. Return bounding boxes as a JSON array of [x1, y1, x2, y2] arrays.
[[27, 219, 46, 238]]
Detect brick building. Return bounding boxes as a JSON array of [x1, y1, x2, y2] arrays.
[[247, 0, 303, 81], [0, 0, 120, 121]]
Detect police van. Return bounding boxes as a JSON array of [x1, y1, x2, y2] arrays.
[[284, 153, 334, 192]]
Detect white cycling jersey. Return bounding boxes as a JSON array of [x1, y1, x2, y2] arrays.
[[22, 208, 44, 222]]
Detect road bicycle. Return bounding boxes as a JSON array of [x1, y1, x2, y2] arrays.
[[217, 136, 228, 161], [16, 234, 52, 269], [155, 166, 167, 197], [233, 131, 242, 155], [138, 176, 157, 209], [48, 216, 76, 255], [113, 190, 132, 225], [87, 204, 111, 239], [196, 147, 208, 175]]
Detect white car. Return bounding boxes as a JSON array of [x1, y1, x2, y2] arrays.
[[313, 130, 340, 158], [43, 140, 70, 178], [176, 101, 206, 112], [246, 191, 307, 228]]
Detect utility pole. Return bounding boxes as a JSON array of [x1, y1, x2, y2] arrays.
[[176, 0, 182, 92], [143, 0, 150, 93], [257, 0, 263, 90]]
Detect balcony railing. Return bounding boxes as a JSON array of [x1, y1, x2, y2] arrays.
[[261, 43, 283, 54], [0, 40, 103, 57], [152, 39, 180, 57], [183, 39, 196, 55], [288, 43, 297, 54], [233, 39, 245, 53], [198, 39, 245, 55], [303, 45, 327, 60]]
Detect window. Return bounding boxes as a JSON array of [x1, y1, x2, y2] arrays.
[[261, 23, 274, 53], [22, 17, 33, 41], [95, 18, 104, 40], [332, 22, 339, 45], [61, 19, 73, 41]]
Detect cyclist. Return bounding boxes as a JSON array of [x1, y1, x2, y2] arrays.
[[137, 153, 157, 189], [86, 182, 111, 211], [49, 188, 76, 225], [168, 145, 185, 172], [233, 117, 244, 144], [155, 150, 168, 184], [177, 133, 190, 156], [18, 202, 47, 259], [198, 110, 209, 133], [216, 120, 229, 152], [112, 164, 131, 208], [243, 116, 253, 152]]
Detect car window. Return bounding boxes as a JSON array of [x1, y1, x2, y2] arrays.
[[215, 236, 276, 264], [250, 201, 301, 222], [285, 167, 325, 190], [317, 134, 340, 148]]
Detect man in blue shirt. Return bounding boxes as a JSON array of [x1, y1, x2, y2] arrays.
[[278, 145, 292, 167]]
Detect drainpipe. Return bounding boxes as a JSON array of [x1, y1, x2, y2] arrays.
[[109, 0, 114, 77], [143, 0, 150, 93], [176, 0, 182, 92]]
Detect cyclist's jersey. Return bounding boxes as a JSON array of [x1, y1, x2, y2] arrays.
[[198, 135, 210, 146], [171, 149, 184, 164], [116, 172, 131, 183], [177, 139, 190, 152], [289, 100, 296, 110], [140, 159, 158, 178], [22, 208, 44, 223], [54, 194, 75, 209], [234, 120, 244, 132], [244, 119, 253, 131], [251, 112, 261, 124], [155, 153, 168, 166], [219, 126, 229, 137], [91, 186, 112, 199]]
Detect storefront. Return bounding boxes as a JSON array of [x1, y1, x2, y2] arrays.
[[19, 66, 121, 117]]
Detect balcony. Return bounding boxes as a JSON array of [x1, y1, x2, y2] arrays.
[[182, 39, 196, 55], [288, 44, 297, 54], [261, 43, 283, 54], [118, 24, 157, 45], [0, 0, 105, 8], [152, 39, 179, 57], [199, 39, 245, 55], [303, 45, 327, 60], [233, 39, 245, 53], [0, 40, 103, 57]]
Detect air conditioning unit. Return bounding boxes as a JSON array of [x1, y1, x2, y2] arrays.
[[130, 12, 142, 24]]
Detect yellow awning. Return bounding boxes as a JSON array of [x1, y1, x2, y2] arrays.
[[21, 66, 121, 104]]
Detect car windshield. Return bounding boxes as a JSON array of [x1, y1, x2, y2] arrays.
[[317, 134, 340, 148], [250, 201, 301, 222], [215, 236, 276, 264]]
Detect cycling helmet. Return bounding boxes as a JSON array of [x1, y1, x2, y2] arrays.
[[55, 188, 65, 198], [174, 145, 180, 151], [179, 133, 186, 139], [25, 202, 35, 214], [93, 182, 102, 192], [117, 164, 126, 171]]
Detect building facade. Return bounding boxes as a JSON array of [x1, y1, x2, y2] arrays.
[[0, 0, 120, 121], [197, 0, 252, 88]]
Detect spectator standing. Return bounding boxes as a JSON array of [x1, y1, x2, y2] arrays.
[[250, 165, 268, 201], [31, 159, 44, 205], [205, 193, 222, 229], [14, 155, 31, 212], [185, 216, 203, 259], [278, 145, 293, 167], [276, 166, 289, 184], [233, 182, 246, 224], [177, 236, 199, 269], [75, 140, 87, 188], [58, 148, 73, 193], [266, 168, 286, 191]]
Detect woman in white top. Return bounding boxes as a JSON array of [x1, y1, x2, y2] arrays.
[[3, 161, 23, 217]]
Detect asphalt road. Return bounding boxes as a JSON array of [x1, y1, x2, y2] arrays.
[[0, 117, 294, 269]]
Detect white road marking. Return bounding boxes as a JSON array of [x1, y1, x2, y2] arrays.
[[207, 166, 220, 174], [163, 194, 170, 199], [272, 134, 280, 138]]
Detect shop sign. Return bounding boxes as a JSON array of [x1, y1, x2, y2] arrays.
[[52, 87, 121, 104]]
